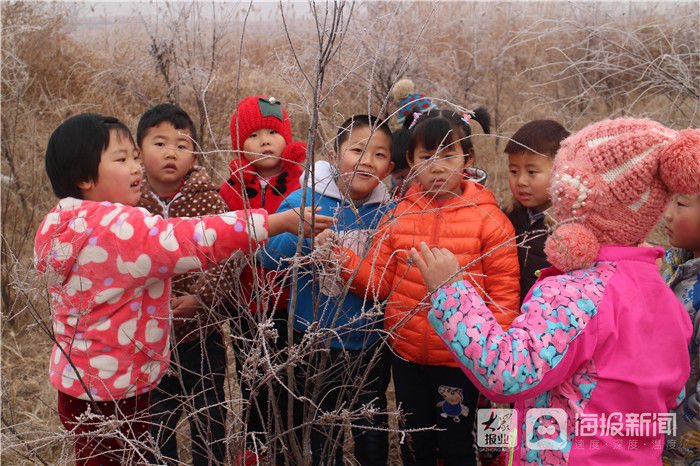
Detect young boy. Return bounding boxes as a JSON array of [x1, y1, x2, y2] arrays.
[[35, 113, 332, 465], [662, 193, 700, 465], [261, 115, 394, 465], [135, 103, 229, 465], [504, 119, 570, 303]]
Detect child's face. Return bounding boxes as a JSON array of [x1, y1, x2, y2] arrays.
[[664, 194, 700, 256], [242, 128, 286, 178], [78, 130, 142, 205], [408, 140, 471, 200], [334, 125, 393, 200], [508, 151, 554, 212], [140, 122, 196, 196], [392, 167, 413, 196]]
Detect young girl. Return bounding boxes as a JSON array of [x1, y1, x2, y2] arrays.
[[338, 108, 521, 465], [34, 113, 332, 465], [505, 120, 570, 303], [413, 118, 700, 465]]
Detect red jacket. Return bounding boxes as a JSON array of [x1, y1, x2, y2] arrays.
[[219, 142, 306, 314], [343, 181, 520, 366]]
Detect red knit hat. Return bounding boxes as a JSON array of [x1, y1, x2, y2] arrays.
[[544, 118, 700, 271], [230, 95, 293, 154]]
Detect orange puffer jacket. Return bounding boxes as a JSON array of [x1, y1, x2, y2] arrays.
[[343, 180, 520, 366]]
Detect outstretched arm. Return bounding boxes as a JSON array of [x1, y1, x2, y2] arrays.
[[411, 242, 604, 403]]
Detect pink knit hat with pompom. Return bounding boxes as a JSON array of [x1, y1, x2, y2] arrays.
[[544, 118, 700, 272]]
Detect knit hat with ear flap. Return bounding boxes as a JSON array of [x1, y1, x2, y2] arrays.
[[230, 95, 293, 154], [544, 118, 700, 272], [392, 79, 437, 127]]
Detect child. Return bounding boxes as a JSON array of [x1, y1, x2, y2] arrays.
[[35, 113, 332, 465], [219, 95, 307, 456], [219, 94, 307, 313], [662, 193, 700, 464], [505, 120, 570, 303], [339, 108, 521, 465], [390, 125, 412, 197], [134, 103, 229, 465], [390, 79, 437, 197], [414, 118, 700, 464], [219, 94, 306, 214], [261, 115, 395, 465]]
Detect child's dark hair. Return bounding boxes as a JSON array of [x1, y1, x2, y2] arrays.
[[136, 103, 197, 148], [391, 127, 411, 171], [45, 113, 134, 199], [407, 107, 490, 162], [504, 120, 570, 158], [334, 114, 392, 154], [391, 103, 425, 171]]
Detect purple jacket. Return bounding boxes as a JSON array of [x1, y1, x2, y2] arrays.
[[428, 245, 691, 465]]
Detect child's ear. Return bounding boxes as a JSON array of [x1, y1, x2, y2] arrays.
[[385, 161, 395, 177], [77, 179, 94, 191], [464, 149, 475, 168], [406, 153, 414, 168], [328, 149, 338, 166]]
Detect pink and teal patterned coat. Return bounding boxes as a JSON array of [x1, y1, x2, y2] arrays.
[[428, 245, 691, 465]]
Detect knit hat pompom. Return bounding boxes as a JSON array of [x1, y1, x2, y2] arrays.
[[282, 141, 307, 164], [393, 79, 437, 127], [392, 79, 415, 101], [544, 223, 600, 272], [659, 128, 700, 195]]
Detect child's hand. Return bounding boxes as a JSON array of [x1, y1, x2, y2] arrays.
[[410, 242, 462, 292], [316, 228, 337, 246], [268, 207, 335, 237], [171, 295, 201, 322]]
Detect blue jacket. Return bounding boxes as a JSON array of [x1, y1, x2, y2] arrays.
[[260, 161, 393, 350]]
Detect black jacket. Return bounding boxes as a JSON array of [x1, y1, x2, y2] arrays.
[[507, 207, 550, 304]]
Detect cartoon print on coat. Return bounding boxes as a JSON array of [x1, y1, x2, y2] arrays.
[[437, 385, 470, 422]]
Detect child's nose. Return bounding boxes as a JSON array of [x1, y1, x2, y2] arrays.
[[130, 159, 142, 173], [663, 206, 673, 222]]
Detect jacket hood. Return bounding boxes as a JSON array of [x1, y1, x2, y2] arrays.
[[303, 160, 390, 205], [403, 177, 499, 210], [465, 167, 488, 186]]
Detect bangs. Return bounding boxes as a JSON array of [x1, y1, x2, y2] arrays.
[[411, 118, 465, 152]]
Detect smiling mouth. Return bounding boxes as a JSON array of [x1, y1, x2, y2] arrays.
[[131, 179, 141, 188]]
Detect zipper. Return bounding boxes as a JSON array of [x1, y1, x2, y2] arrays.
[[423, 201, 442, 364]]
